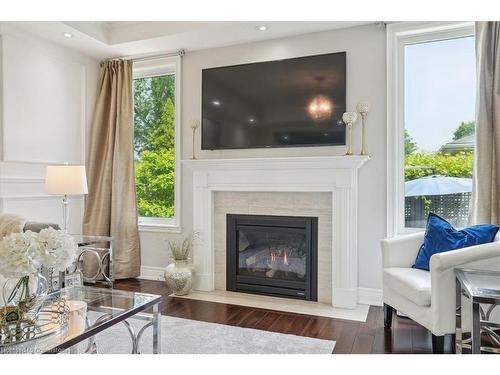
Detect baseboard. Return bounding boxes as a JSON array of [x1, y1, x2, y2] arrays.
[[358, 287, 383, 306], [139, 266, 165, 281]]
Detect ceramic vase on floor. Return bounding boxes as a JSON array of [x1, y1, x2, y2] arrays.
[[164, 260, 195, 296]]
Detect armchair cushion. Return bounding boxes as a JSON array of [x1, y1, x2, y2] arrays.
[[384, 267, 431, 306], [414, 213, 499, 271]]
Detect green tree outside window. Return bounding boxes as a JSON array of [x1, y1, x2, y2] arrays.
[[453, 121, 475, 140], [134, 75, 176, 218]]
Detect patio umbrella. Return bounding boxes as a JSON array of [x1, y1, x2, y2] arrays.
[[405, 175, 472, 197]]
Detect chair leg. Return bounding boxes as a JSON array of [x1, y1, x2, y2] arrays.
[[384, 303, 394, 329], [432, 334, 445, 354]]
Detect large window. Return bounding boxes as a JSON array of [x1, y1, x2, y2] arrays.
[[133, 57, 181, 231], [387, 22, 475, 235]]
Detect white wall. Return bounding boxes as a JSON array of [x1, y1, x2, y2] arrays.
[[139, 23, 387, 291], [0, 24, 99, 232]]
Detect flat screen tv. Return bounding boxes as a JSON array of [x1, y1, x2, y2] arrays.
[[201, 52, 346, 150]]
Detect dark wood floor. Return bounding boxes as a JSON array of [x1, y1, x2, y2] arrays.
[[113, 278, 455, 354]]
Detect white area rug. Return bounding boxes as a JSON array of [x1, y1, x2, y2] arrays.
[[77, 314, 335, 354]]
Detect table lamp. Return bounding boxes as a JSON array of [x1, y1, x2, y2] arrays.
[[45, 165, 88, 232]]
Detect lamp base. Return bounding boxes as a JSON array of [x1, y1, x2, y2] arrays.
[[62, 195, 69, 232]]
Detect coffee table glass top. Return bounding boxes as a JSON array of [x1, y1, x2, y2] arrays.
[[455, 268, 500, 301], [0, 286, 161, 354]]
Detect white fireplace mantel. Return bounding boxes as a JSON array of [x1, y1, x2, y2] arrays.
[[182, 155, 370, 309]]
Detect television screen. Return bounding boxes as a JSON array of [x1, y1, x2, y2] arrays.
[[201, 52, 346, 150]]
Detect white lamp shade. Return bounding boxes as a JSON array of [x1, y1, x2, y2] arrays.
[[45, 165, 88, 195]]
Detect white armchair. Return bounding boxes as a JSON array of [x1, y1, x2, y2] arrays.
[[381, 232, 500, 353]]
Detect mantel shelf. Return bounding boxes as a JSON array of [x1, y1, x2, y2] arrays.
[[181, 155, 370, 171]]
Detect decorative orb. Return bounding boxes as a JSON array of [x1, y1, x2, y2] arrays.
[[342, 111, 358, 124], [356, 101, 370, 114], [308, 95, 333, 121], [190, 119, 200, 129]]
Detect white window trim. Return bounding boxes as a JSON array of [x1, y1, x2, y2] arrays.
[[133, 56, 182, 233], [386, 21, 475, 238]]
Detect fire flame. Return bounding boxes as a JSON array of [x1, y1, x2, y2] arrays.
[[269, 250, 290, 266]]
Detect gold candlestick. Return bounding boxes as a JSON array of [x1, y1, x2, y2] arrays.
[[190, 119, 200, 160], [342, 112, 358, 156], [356, 101, 370, 155]]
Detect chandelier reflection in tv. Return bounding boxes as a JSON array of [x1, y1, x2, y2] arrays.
[[308, 95, 333, 121]]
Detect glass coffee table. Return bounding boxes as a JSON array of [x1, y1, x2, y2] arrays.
[[0, 286, 162, 354], [455, 268, 500, 354]]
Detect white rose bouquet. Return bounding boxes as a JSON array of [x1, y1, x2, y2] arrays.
[[35, 227, 78, 272], [0, 228, 77, 278], [0, 231, 40, 278], [0, 228, 78, 305]]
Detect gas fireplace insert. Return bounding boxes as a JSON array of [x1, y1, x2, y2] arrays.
[[226, 214, 318, 300]]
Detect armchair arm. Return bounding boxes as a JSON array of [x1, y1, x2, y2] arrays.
[[429, 241, 500, 335], [430, 240, 500, 272], [381, 232, 424, 268]]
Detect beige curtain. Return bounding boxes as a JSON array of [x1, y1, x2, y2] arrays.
[[83, 60, 141, 278], [471, 22, 500, 225]]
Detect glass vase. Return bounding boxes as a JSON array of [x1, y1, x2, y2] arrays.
[[1, 273, 49, 323]]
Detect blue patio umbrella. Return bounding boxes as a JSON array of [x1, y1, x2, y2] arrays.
[[405, 175, 472, 197]]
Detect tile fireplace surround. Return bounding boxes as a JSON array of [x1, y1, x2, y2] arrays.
[[182, 155, 369, 309]]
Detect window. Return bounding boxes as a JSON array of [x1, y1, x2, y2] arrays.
[[133, 56, 181, 231], [387, 22, 475, 236]]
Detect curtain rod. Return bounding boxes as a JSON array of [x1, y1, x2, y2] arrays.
[[104, 49, 185, 64]]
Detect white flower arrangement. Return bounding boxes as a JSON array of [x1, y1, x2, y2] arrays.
[[0, 231, 40, 278], [0, 228, 78, 278]]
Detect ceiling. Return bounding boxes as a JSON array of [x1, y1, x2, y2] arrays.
[[8, 21, 375, 59]]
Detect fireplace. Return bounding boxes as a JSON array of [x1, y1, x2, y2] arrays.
[[226, 214, 318, 301]]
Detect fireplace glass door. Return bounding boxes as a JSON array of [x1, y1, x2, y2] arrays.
[[226, 214, 318, 300]]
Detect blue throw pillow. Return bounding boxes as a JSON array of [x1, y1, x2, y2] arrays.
[[414, 213, 499, 271]]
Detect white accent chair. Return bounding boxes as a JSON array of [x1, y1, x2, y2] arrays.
[[381, 232, 500, 353]]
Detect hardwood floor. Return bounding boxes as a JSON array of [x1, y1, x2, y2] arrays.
[[112, 278, 454, 354]]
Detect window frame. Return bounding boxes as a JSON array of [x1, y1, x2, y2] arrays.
[[132, 56, 182, 233], [386, 21, 475, 237]]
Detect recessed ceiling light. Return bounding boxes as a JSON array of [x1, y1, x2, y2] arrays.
[[62, 32, 73, 38], [248, 117, 255, 123], [212, 100, 221, 106], [256, 25, 268, 31]]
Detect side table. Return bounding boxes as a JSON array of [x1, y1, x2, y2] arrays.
[[455, 268, 500, 354], [74, 234, 114, 287]]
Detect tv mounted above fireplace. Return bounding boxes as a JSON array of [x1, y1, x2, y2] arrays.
[[201, 52, 347, 150]]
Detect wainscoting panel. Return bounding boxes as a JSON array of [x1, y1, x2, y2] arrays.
[[0, 33, 86, 165]]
